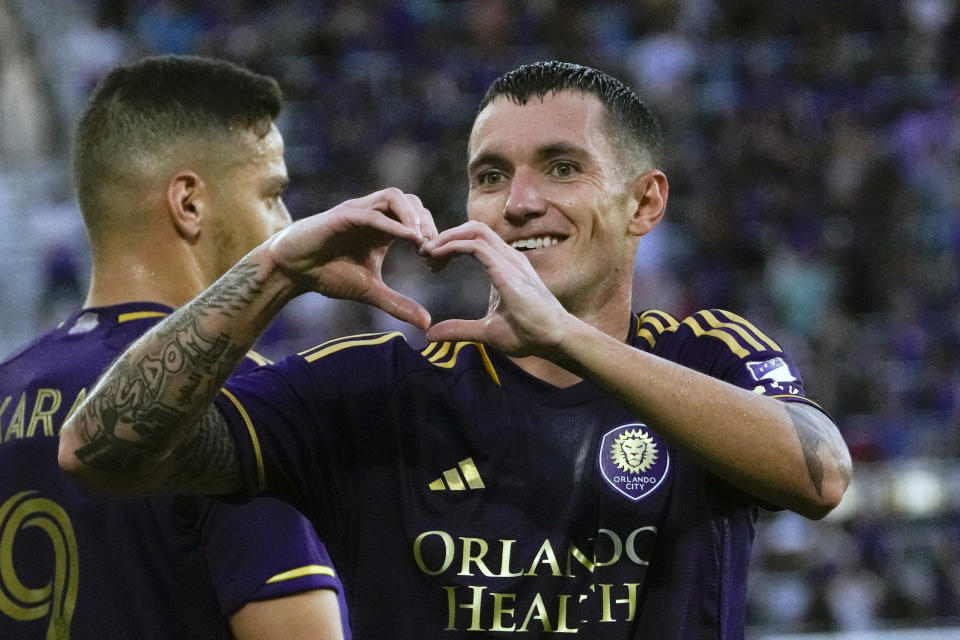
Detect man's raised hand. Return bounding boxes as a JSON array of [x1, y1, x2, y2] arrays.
[[267, 188, 438, 330], [422, 220, 568, 357]]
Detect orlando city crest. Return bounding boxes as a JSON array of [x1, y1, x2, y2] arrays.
[[599, 423, 670, 501]]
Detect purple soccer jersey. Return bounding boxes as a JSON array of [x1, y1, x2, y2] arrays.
[[0, 302, 350, 639], [216, 309, 824, 639]]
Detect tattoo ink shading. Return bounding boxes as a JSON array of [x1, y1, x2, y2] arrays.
[[74, 259, 266, 484], [785, 403, 849, 498]]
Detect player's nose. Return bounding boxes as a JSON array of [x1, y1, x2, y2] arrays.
[[503, 168, 546, 225]]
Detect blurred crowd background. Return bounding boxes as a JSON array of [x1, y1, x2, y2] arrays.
[[1, 0, 958, 635]]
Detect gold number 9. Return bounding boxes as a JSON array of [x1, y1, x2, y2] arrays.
[[0, 491, 78, 639]]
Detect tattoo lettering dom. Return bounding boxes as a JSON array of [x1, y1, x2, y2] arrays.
[[75, 262, 264, 475]]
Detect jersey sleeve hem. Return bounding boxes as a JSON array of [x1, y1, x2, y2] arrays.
[[218, 565, 341, 614], [214, 388, 266, 494]]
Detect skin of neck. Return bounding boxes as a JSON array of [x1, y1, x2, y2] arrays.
[[508, 259, 637, 389], [83, 192, 212, 309]]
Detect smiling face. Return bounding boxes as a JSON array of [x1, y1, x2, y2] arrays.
[[467, 90, 656, 319]]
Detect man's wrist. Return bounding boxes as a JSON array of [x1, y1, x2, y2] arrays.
[[546, 313, 595, 372], [245, 241, 304, 307]]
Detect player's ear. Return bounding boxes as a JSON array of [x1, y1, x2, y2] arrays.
[[627, 169, 668, 237], [166, 170, 204, 242]]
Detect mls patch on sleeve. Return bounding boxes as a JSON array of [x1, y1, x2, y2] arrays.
[[746, 357, 797, 383]]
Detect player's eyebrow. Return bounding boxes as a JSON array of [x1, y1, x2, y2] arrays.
[[467, 151, 509, 175], [533, 142, 589, 162], [469, 142, 591, 175]]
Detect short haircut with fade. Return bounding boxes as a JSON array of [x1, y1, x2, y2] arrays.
[[73, 55, 281, 235], [477, 61, 663, 175]]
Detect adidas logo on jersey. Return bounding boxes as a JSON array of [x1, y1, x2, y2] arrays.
[[429, 458, 485, 491]]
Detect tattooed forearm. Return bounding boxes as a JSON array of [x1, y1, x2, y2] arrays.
[[785, 403, 852, 498], [73, 259, 267, 482], [74, 400, 185, 472], [164, 408, 242, 494], [74, 356, 188, 471], [201, 261, 265, 317], [173, 334, 248, 407]]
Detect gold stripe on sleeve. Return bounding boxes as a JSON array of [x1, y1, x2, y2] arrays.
[[219, 388, 266, 492], [637, 329, 656, 348], [636, 310, 679, 348], [302, 332, 403, 363], [117, 311, 168, 323], [265, 564, 336, 584], [697, 310, 767, 352], [298, 332, 400, 357], [640, 310, 679, 330], [682, 316, 749, 358], [244, 350, 272, 366], [715, 309, 782, 351]]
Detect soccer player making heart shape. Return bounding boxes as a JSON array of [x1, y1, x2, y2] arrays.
[[59, 61, 851, 639]]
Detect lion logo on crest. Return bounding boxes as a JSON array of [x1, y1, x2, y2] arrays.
[[610, 428, 658, 473]]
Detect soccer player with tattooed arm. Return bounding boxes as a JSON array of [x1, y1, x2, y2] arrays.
[[1, 55, 348, 639], [59, 61, 851, 639]]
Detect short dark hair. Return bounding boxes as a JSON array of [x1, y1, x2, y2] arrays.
[[73, 55, 282, 233], [478, 61, 662, 172]]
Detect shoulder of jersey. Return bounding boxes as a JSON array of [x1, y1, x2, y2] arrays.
[[418, 339, 501, 385], [0, 331, 53, 369], [297, 332, 501, 385], [636, 308, 782, 358], [0, 320, 96, 375], [297, 331, 409, 363]]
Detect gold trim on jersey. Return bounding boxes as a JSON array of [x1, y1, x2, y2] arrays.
[[300, 332, 405, 363], [424, 341, 452, 362], [117, 311, 168, 323], [429, 342, 470, 368], [720, 309, 783, 351], [220, 388, 265, 492], [265, 564, 336, 584], [683, 310, 771, 358], [636, 310, 679, 348], [636, 309, 781, 358], [420, 342, 501, 386], [696, 310, 781, 352], [474, 344, 501, 386], [681, 315, 750, 358], [244, 350, 272, 366]]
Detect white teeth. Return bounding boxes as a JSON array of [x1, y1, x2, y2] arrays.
[[511, 236, 559, 250]]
